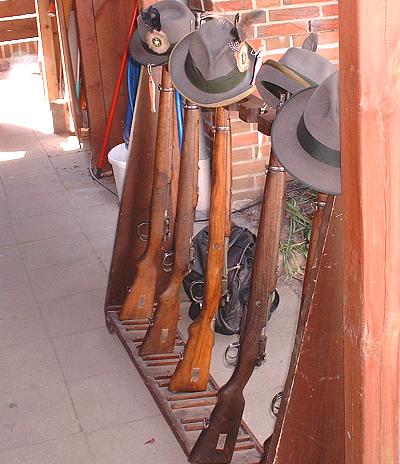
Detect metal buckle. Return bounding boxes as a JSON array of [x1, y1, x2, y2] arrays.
[[137, 222, 150, 241], [271, 391, 283, 418], [224, 341, 240, 367]]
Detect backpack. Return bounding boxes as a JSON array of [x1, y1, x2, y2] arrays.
[[183, 225, 279, 335]]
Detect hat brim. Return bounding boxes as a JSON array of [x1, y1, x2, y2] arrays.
[[169, 32, 256, 108], [271, 87, 341, 195], [129, 31, 169, 67], [256, 62, 306, 107]]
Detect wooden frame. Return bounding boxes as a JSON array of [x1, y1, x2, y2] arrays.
[[339, 1, 400, 462]]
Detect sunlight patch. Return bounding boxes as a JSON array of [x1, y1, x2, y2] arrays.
[[60, 136, 81, 152], [0, 151, 26, 162]]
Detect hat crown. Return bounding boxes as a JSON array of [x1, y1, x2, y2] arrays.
[[137, 0, 194, 46], [280, 48, 337, 85], [188, 18, 238, 81], [303, 71, 340, 150]]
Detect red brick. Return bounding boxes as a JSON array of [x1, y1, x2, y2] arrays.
[[232, 147, 254, 162], [311, 18, 339, 32], [232, 176, 255, 191], [322, 4, 339, 16], [317, 46, 339, 61], [233, 188, 263, 203], [269, 6, 320, 22], [258, 21, 308, 38], [213, 0, 252, 12], [188, 0, 213, 10], [248, 38, 265, 51], [232, 131, 259, 148], [266, 36, 291, 50], [283, 0, 327, 3], [231, 120, 252, 133], [255, 0, 280, 7], [232, 159, 266, 177], [292, 30, 339, 47]]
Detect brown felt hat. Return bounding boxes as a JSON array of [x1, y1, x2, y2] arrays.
[[271, 71, 341, 195], [129, 0, 195, 67], [256, 48, 337, 107], [169, 17, 257, 107]]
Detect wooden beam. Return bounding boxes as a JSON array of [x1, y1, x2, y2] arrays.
[[339, 1, 400, 462], [0, 0, 35, 17], [75, 0, 107, 167], [34, 0, 58, 102], [0, 17, 37, 42]]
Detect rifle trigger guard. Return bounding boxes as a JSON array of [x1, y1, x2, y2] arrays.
[[137, 222, 150, 241], [162, 251, 174, 273], [224, 341, 240, 367], [189, 281, 204, 304], [203, 417, 210, 429], [271, 391, 283, 418]]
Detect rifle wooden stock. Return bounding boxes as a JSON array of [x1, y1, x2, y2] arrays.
[[119, 67, 177, 321], [139, 102, 201, 356], [168, 107, 231, 392], [188, 151, 286, 464], [105, 68, 160, 310]]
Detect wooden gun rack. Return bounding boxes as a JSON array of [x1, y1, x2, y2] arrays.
[[104, 95, 275, 463]]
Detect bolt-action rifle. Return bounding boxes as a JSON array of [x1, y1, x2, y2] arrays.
[[188, 147, 287, 463], [119, 66, 179, 321], [168, 107, 231, 392], [139, 102, 201, 356]]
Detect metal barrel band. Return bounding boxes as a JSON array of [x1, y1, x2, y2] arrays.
[[183, 103, 200, 110], [212, 125, 231, 133], [158, 84, 175, 92], [313, 200, 327, 209], [266, 166, 285, 174]]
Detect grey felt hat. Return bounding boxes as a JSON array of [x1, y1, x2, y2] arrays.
[[169, 17, 257, 107], [129, 0, 195, 67], [256, 47, 337, 107], [271, 71, 341, 195]]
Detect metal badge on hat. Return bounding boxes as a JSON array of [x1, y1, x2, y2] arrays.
[[228, 11, 264, 79], [142, 6, 171, 55]]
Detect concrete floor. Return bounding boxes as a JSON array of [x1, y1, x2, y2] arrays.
[[0, 57, 300, 463]]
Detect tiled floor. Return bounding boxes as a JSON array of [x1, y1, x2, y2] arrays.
[[0, 58, 300, 462]]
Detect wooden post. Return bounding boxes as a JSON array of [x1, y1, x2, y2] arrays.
[[339, 1, 400, 462]]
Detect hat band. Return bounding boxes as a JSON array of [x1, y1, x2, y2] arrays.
[[297, 114, 340, 168], [184, 53, 246, 94]]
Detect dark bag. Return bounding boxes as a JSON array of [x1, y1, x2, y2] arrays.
[[183, 225, 279, 335]]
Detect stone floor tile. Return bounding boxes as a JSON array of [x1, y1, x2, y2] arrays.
[[0, 383, 80, 452], [68, 369, 159, 433], [74, 203, 118, 233], [0, 284, 36, 314], [39, 288, 106, 337], [2, 173, 65, 199], [0, 132, 46, 160], [0, 302, 48, 349], [0, 221, 16, 246], [57, 168, 97, 190], [66, 186, 118, 209], [18, 232, 96, 271], [6, 190, 71, 219], [11, 210, 82, 243], [0, 180, 5, 200], [86, 416, 187, 464], [28, 258, 107, 302], [0, 123, 33, 138], [0, 251, 29, 290], [52, 327, 132, 382], [49, 151, 91, 171], [0, 338, 63, 395], [0, 157, 54, 180], [0, 434, 95, 464]]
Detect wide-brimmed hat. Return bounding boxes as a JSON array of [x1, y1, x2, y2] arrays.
[[129, 0, 195, 67], [271, 71, 340, 195], [169, 16, 259, 107], [256, 47, 337, 107]]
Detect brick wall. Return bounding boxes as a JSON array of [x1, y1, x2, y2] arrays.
[[190, 0, 339, 205]]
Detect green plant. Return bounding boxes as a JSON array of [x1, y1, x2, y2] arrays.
[[280, 186, 315, 280]]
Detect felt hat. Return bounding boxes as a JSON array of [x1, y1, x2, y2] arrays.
[[169, 16, 259, 107], [129, 0, 195, 67], [271, 71, 341, 195], [256, 47, 337, 107]]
